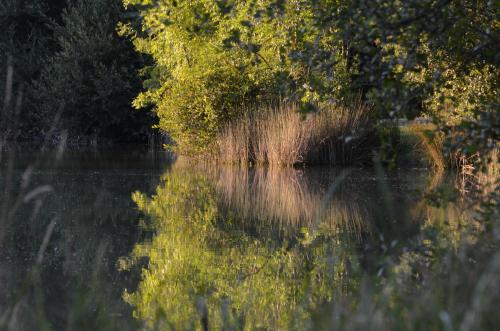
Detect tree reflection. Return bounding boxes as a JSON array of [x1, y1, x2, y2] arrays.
[[123, 166, 361, 330]]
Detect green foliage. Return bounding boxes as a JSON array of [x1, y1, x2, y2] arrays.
[[5, 0, 496, 151], [122, 0, 354, 153], [123, 163, 500, 330], [0, 0, 57, 132], [0, 0, 56, 72], [338, 0, 499, 119]]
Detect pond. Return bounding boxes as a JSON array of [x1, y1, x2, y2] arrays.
[[0, 147, 475, 330]]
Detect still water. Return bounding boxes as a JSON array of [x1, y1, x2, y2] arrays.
[[0, 147, 442, 330]]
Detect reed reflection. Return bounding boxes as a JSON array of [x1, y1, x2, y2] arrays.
[[213, 167, 370, 240]]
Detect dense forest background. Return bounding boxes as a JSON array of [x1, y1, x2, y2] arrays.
[[1, 0, 498, 157], [0, 0, 154, 143]]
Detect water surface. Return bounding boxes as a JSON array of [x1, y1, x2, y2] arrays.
[[1, 146, 170, 330], [1, 148, 440, 330]]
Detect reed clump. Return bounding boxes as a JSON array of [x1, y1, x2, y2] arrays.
[[215, 99, 376, 166]]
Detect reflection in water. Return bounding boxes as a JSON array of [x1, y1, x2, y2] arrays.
[[123, 162, 430, 330], [214, 167, 368, 239]]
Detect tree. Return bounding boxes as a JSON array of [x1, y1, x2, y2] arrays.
[[31, 0, 154, 142]]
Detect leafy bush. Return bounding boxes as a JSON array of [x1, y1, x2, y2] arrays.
[[123, 0, 498, 156]]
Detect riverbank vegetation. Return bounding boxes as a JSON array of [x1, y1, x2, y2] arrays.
[[2, 1, 497, 169], [121, 0, 497, 165], [119, 162, 499, 330]]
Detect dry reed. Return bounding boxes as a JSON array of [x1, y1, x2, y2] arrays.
[[215, 99, 375, 166]]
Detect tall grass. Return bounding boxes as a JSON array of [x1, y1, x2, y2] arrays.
[[215, 99, 376, 166]]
